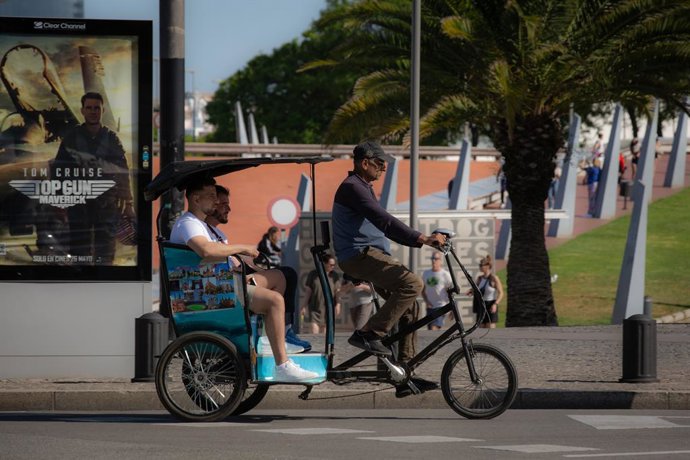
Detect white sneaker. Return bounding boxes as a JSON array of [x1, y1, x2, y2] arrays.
[[257, 335, 304, 355], [274, 360, 319, 382]]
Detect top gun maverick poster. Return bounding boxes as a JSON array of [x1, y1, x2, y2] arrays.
[[0, 18, 152, 281]]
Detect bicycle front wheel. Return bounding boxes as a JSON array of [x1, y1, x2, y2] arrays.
[[441, 343, 517, 419]]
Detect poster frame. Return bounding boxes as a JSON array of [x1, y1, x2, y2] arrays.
[[0, 17, 152, 281]]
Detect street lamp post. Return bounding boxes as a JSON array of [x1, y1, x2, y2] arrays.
[[409, 0, 420, 273]]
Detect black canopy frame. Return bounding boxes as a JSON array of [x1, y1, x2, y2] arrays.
[[145, 156, 334, 241]]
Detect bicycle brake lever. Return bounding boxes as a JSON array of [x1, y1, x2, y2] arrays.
[[432, 228, 455, 255], [432, 228, 456, 238]]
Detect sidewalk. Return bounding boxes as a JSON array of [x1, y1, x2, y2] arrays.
[[1, 325, 688, 412]]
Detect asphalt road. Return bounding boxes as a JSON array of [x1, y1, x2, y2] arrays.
[[1, 409, 689, 459]]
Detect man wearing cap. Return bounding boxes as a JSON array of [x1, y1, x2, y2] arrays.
[[332, 141, 446, 397]]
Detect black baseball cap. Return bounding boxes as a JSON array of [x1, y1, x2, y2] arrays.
[[353, 141, 395, 163]]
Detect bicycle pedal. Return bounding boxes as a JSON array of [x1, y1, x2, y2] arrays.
[[406, 380, 422, 395]]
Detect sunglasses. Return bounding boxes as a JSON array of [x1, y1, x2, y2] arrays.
[[366, 157, 386, 170]]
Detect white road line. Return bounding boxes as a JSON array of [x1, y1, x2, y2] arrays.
[[476, 444, 599, 454], [153, 422, 254, 427], [251, 428, 374, 435], [569, 415, 688, 430], [358, 436, 481, 443], [564, 450, 690, 458]]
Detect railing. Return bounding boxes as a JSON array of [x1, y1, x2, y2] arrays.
[[152, 142, 503, 159]]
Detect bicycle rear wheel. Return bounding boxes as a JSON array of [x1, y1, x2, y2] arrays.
[[232, 382, 269, 415], [156, 332, 246, 422], [441, 343, 517, 419]]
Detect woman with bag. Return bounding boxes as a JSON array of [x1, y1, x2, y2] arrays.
[[469, 255, 504, 329]]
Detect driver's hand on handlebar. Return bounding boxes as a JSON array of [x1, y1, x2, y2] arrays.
[[419, 233, 447, 248]]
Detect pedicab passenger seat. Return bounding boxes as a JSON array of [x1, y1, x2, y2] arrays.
[[159, 241, 253, 357]]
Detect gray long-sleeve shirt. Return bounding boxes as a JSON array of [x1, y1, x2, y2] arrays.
[[332, 171, 421, 262]]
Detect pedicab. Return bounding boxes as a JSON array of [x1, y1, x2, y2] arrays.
[[144, 156, 518, 422]]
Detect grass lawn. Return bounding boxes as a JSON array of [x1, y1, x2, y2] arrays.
[[496, 186, 690, 326]]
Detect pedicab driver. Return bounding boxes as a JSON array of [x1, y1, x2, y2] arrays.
[[169, 176, 318, 382], [332, 141, 447, 398]]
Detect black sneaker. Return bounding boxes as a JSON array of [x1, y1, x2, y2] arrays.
[[348, 330, 392, 357], [395, 377, 438, 398]]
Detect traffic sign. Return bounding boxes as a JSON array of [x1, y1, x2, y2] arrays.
[[267, 196, 300, 229]]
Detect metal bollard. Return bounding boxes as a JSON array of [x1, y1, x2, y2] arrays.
[[619, 314, 659, 383], [132, 312, 169, 382], [643, 296, 653, 317]]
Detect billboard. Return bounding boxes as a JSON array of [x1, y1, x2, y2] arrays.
[[0, 17, 152, 281]]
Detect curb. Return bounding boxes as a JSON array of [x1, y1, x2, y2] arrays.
[[657, 308, 690, 324], [2, 388, 689, 412]]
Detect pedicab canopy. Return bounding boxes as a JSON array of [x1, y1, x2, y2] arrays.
[[144, 156, 333, 201]]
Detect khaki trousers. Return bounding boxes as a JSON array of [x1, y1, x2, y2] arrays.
[[338, 247, 423, 361]]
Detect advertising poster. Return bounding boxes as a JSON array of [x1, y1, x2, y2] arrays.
[[0, 18, 151, 280]]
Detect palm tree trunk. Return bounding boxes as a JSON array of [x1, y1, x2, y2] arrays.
[[492, 114, 562, 327]]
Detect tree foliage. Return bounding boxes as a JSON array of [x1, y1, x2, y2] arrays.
[[309, 0, 690, 326], [205, 1, 361, 144]]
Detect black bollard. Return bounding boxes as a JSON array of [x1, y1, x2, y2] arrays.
[[132, 312, 169, 382], [620, 314, 659, 383]]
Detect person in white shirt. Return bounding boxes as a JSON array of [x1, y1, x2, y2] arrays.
[[422, 252, 453, 330], [169, 176, 318, 382]]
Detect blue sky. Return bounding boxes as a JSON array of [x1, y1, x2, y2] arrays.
[[86, 0, 327, 93]]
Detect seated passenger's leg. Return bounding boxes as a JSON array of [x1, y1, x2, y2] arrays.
[[271, 266, 312, 351], [276, 266, 297, 324], [250, 287, 317, 381], [248, 286, 288, 364], [251, 268, 286, 294]]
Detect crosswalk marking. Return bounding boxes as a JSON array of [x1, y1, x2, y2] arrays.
[[476, 444, 599, 454], [358, 435, 481, 443], [569, 415, 689, 430], [252, 428, 374, 435]]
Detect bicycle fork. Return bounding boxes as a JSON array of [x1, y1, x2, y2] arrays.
[[461, 338, 482, 384]]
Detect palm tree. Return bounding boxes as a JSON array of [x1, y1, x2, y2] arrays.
[[308, 0, 690, 326]]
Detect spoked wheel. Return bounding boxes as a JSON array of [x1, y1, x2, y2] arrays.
[[155, 332, 246, 422], [441, 343, 518, 419], [232, 382, 269, 415]]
